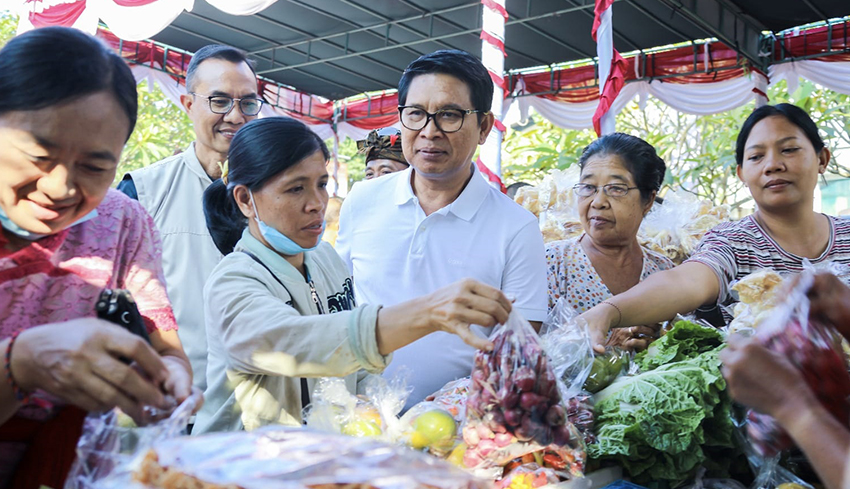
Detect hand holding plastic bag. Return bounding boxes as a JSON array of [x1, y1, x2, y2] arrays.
[[464, 310, 584, 474], [746, 268, 850, 457]]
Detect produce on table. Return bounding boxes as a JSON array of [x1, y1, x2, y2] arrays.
[[131, 427, 489, 489], [464, 311, 585, 476], [565, 394, 595, 445], [588, 321, 737, 485], [341, 418, 383, 438], [634, 319, 723, 372], [494, 464, 560, 489], [407, 409, 458, 451], [583, 348, 628, 393]]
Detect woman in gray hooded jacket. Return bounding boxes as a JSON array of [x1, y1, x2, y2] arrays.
[[194, 117, 512, 433]]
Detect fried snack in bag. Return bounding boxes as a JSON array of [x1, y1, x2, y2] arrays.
[[747, 269, 850, 457], [638, 190, 729, 265], [464, 310, 585, 476], [728, 270, 786, 335], [124, 426, 490, 489]]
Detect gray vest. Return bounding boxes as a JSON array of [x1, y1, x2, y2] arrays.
[[129, 143, 222, 393]]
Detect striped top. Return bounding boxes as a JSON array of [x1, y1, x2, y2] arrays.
[[687, 214, 850, 312]]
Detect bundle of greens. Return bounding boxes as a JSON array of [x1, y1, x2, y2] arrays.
[[587, 321, 738, 486]]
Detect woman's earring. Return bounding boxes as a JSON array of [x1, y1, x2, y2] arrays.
[[821, 173, 829, 187]]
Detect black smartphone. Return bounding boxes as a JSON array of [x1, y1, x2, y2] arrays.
[[95, 289, 152, 346]]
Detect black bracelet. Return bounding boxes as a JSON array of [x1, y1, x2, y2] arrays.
[[4, 330, 30, 403]]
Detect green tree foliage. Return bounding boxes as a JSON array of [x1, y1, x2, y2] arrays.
[[117, 81, 195, 180]]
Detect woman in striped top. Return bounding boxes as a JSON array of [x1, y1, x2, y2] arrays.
[[580, 103, 850, 351]]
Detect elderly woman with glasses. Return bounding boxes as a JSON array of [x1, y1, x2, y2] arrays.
[[545, 133, 671, 352]]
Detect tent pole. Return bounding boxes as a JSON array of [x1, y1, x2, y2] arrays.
[[479, 0, 507, 183]]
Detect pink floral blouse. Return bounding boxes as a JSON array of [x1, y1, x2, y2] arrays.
[[545, 235, 674, 314], [0, 189, 177, 483]]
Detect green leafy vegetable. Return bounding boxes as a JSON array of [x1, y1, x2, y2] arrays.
[[588, 346, 736, 485], [635, 320, 723, 371]]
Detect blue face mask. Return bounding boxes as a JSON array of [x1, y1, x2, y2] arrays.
[[249, 191, 324, 255], [0, 206, 98, 241]]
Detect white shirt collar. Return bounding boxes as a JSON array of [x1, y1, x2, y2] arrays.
[[392, 163, 489, 222]]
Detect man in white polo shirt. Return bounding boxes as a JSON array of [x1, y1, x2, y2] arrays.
[[336, 50, 547, 408]]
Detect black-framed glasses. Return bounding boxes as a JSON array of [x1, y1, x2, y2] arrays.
[[573, 183, 640, 198], [398, 106, 488, 133], [191, 92, 264, 116]]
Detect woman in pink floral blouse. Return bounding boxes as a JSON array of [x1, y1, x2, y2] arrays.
[[0, 28, 192, 488], [546, 133, 672, 352]]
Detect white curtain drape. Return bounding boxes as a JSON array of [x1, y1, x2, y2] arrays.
[[514, 71, 772, 131], [205, 0, 278, 15], [769, 60, 850, 96], [96, 0, 194, 42]]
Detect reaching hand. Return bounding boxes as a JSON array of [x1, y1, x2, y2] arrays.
[[423, 279, 512, 351], [606, 324, 661, 352], [11, 318, 171, 422]]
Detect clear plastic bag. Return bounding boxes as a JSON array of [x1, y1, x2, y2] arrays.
[[638, 190, 729, 265], [64, 391, 202, 489], [537, 168, 583, 244], [464, 310, 585, 475], [747, 267, 850, 457], [495, 463, 560, 489], [748, 455, 814, 489], [540, 297, 594, 401], [112, 426, 490, 489], [303, 372, 411, 442]]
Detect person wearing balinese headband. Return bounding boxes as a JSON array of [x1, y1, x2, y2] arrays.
[[358, 127, 409, 180], [197, 117, 511, 434], [0, 27, 194, 489]]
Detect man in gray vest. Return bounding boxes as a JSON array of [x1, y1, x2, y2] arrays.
[[117, 45, 262, 394]]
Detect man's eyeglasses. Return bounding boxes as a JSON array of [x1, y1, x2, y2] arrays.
[[398, 106, 488, 133], [573, 183, 641, 198], [191, 93, 264, 116]]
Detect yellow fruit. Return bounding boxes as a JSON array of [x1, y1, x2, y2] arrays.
[[409, 431, 431, 449], [341, 419, 382, 437], [446, 442, 467, 466], [412, 410, 457, 449], [355, 406, 383, 426], [777, 484, 806, 489]]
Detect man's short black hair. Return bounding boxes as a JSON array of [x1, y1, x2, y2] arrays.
[[185, 45, 257, 92], [398, 49, 493, 122]]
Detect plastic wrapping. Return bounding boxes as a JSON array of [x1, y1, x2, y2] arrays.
[[495, 464, 560, 489], [582, 349, 628, 394], [464, 310, 585, 476], [303, 373, 411, 443], [428, 377, 471, 425], [537, 168, 583, 244], [116, 426, 490, 489], [747, 268, 850, 457], [64, 392, 202, 489], [638, 190, 729, 265], [727, 270, 786, 336], [541, 298, 594, 401]]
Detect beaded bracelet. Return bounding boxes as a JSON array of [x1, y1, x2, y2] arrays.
[[600, 300, 623, 328], [4, 330, 30, 403]]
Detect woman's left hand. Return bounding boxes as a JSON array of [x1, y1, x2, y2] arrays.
[[606, 324, 660, 352], [161, 355, 193, 403]]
